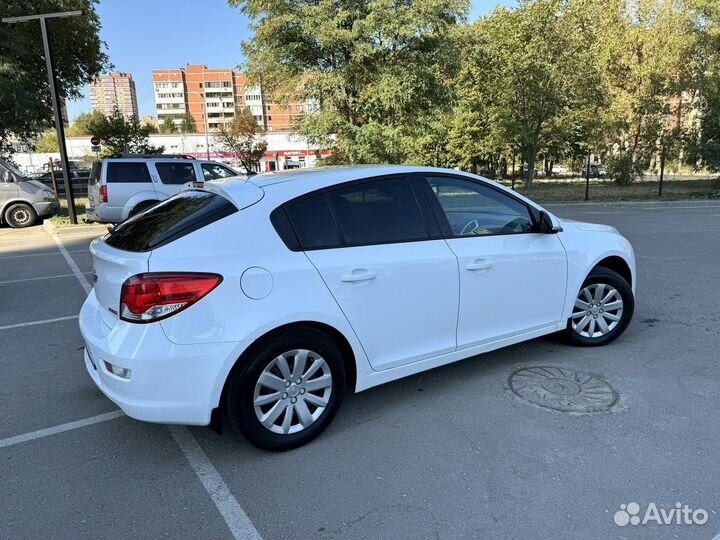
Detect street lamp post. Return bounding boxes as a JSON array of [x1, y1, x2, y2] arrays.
[[2, 10, 82, 224]]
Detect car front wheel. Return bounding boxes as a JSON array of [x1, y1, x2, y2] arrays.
[[565, 267, 634, 347], [4, 203, 37, 228], [226, 327, 345, 451]]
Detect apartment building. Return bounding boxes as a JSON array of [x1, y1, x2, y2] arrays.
[[151, 64, 315, 133], [90, 72, 139, 119]]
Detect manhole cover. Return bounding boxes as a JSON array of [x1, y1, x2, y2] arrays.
[[508, 366, 617, 413]]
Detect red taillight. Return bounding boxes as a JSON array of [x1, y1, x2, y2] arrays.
[[100, 184, 108, 203], [120, 273, 222, 323]]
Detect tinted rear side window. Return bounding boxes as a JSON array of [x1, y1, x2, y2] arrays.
[[156, 162, 197, 184], [104, 191, 237, 252], [327, 177, 428, 246], [106, 162, 151, 183], [285, 194, 341, 249]]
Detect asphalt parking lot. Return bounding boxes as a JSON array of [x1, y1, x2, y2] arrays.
[[2, 201, 719, 540]]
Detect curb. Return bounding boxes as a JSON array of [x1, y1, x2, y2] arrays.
[[43, 220, 110, 236], [544, 199, 720, 208]]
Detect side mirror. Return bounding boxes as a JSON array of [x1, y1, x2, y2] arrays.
[[3, 170, 14, 183], [539, 210, 562, 234]]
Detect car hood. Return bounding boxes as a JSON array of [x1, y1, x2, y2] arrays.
[[18, 179, 50, 194], [559, 218, 619, 234]]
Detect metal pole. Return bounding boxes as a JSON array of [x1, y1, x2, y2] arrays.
[[584, 151, 591, 201], [39, 16, 77, 223], [202, 70, 210, 159], [658, 137, 666, 198]]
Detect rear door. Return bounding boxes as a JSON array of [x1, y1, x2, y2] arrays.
[[291, 175, 459, 371], [151, 161, 198, 198]]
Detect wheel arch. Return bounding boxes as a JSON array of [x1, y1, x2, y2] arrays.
[[217, 320, 358, 414], [0, 199, 36, 223], [592, 255, 632, 288]]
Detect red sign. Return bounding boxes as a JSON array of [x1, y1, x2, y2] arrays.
[[90, 135, 100, 146]]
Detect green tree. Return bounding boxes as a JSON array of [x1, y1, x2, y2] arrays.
[[215, 107, 267, 172], [159, 117, 177, 134], [600, 0, 700, 182], [67, 111, 106, 136], [685, 0, 720, 171], [0, 0, 109, 156], [230, 0, 468, 164], [179, 113, 196, 134], [33, 130, 59, 152], [87, 106, 164, 155]]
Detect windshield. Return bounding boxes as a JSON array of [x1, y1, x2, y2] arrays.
[[1, 160, 29, 180]]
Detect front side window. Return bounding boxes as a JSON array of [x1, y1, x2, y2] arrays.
[[106, 162, 151, 183], [326, 177, 428, 246], [425, 176, 534, 237], [155, 162, 197, 185], [202, 163, 236, 180]]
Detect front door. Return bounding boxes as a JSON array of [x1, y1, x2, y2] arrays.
[[420, 174, 567, 349], [288, 175, 460, 371]]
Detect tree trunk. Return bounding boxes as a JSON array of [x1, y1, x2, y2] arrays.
[[525, 144, 537, 188]]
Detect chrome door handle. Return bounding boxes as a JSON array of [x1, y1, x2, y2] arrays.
[[341, 270, 376, 282], [465, 259, 492, 271]]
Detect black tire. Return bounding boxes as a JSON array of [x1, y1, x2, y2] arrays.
[[226, 327, 346, 451], [129, 200, 158, 217], [565, 267, 634, 347], [4, 203, 37, 228]]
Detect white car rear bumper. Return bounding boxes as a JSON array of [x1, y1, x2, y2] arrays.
[[80, 289, 240, 425]]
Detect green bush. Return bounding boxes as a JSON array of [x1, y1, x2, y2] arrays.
[[606, 154, 641, 185]]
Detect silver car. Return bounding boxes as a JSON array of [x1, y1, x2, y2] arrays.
[[86, 155, 238, 223], [0, 159, 59, 228]]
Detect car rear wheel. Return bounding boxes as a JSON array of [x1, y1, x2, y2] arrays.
[[565, 267, 634, 347], [4, 203, 37, 228], [226, 327, 345, 451]]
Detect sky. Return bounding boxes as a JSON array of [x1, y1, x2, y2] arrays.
[[66, 0, 515, 121]]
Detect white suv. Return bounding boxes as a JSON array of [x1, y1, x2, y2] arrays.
[[86, 155, 238, 223], [80, 166, 636, 451]]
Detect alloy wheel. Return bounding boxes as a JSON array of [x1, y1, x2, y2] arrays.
[[571, 283, 624, 339], [253, 349, 333, 435]]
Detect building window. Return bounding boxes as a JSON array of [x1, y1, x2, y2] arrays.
[[267, 116, 272, 121]]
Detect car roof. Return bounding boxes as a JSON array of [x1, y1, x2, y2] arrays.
[[208, 165, 546, 213]]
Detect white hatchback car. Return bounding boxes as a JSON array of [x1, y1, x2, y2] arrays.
[[80, 166, 635, 450]]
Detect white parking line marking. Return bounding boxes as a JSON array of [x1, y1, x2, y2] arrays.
[[0, 315, 78, 331], [169, 426, 263, 540], [51, 234, 92, 294], [0, 249, 88, 260], [0, 272, 91, 285], [0, 410, 124, 449], [50, 233, 261, 540]]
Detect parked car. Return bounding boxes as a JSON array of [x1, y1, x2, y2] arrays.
[[80, 165, 636, 451], [86, 155, 239, 223], [36, 168, 92, 197], [0, 158, 59, 228]]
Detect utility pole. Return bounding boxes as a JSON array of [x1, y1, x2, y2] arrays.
[[658, 135, 666, 198], [2, 11, 82, 224], [584, 150, 592, 201]]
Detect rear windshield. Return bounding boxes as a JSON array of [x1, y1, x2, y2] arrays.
[[104, 190, 237, 252], [89, 162, 101, 185]]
